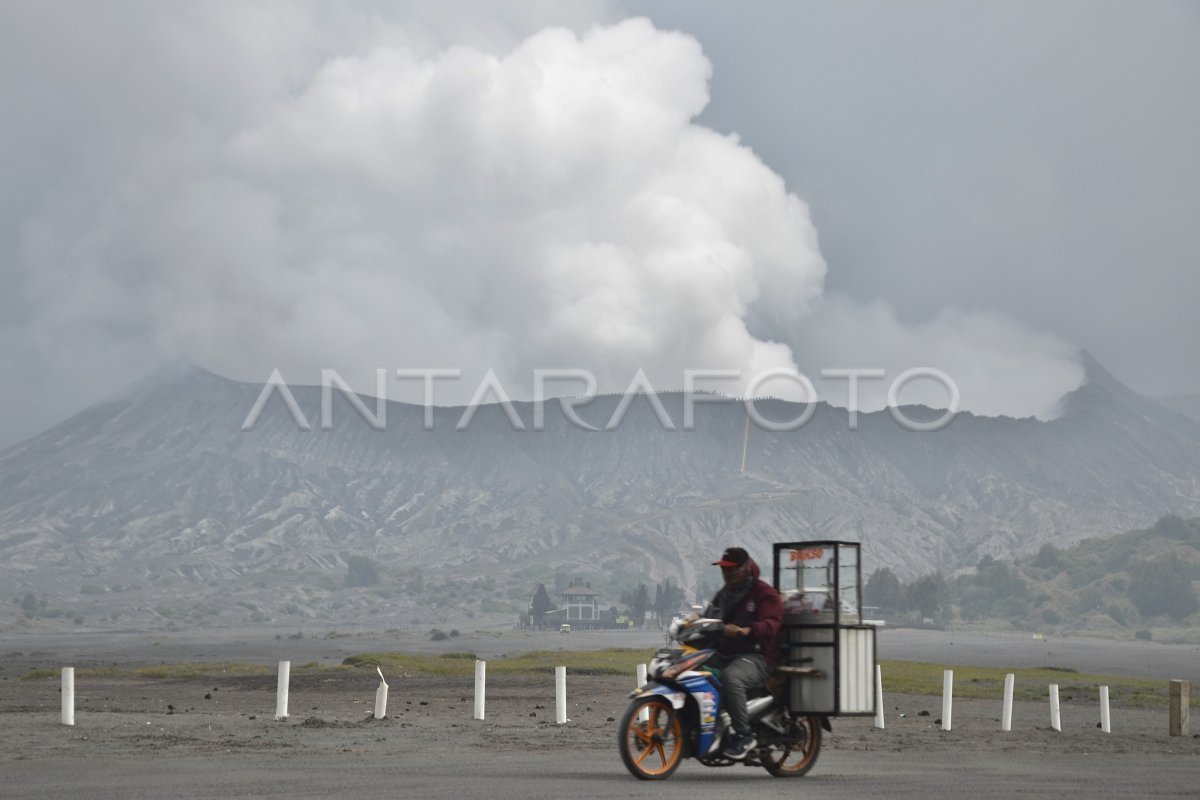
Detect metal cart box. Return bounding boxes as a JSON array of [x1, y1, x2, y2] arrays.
[[772, 540, 877, 716]]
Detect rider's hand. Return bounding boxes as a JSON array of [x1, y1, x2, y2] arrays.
[[723, 624, 748, 638], [684, 612, 699, 623]]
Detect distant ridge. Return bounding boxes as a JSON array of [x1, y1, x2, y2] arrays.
[[2, 354, 1199, 628]]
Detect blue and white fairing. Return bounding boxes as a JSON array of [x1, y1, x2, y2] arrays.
[[632, 671, 724, 758], [677, 672, 723, 756]]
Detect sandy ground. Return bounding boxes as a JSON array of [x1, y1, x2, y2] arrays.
[[1, 627, 1197, 798], [881, 628, 1200, 682]]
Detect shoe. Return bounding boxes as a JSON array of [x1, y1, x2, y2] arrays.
[[722, 731, 757, 760]]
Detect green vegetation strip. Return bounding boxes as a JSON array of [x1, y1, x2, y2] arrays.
[[879, 659, 1199, 708], [130, 662, 275, 679], [342, 648, 648, 677], [22, 662, 280, 681], [20, 651, 1199, 709]]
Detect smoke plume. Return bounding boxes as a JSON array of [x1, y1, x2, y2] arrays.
[[2, 5, 1084, 441]]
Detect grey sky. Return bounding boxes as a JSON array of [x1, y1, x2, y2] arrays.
[[1, 1, 1197, 449], [628, 0, 1200, 393]]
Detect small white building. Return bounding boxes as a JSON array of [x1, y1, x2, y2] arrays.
[[561, 582, 600, 622]]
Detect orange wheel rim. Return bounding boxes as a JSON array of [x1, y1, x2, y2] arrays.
[[626, 701, 681, 776], [769, 717, 817, 772]]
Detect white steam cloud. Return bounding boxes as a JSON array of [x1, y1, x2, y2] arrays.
[[787, 295, 1084, 418], [4, 6, 1082, 432], [152, 18, 824, 400]]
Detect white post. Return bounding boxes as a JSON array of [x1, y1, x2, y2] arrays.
[[874, 664, 885, 729], [473, 660, 486, 720], [1049, 683, 1061, 732], [637, 663, 649, 723], [61, 667, 75, 726], [555, 665, 568, 724], [941, 670, 953, 731], [1099, 685, 1110, 733], [275, 660, 290, 721], [374, 667, 389, 720], [1001, 673, 1014, 732]]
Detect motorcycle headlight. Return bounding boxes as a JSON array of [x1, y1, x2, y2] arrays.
[[648, 647, 684, 679]]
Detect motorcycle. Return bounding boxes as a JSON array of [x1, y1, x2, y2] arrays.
[[618, 616, 828, 780]]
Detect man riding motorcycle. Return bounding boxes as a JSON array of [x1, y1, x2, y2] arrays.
[[696, 546, 782, 760]]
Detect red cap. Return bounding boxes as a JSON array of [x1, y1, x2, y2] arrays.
[[712, 547, 749, 567]]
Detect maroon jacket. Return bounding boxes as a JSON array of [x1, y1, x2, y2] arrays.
[[706, 559, 783, 663]]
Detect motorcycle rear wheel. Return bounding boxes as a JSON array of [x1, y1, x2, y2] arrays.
[[761, 714, 821, 777], [618, 696, 685, 780]]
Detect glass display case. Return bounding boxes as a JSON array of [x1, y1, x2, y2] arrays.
[[772, 541, 876, 716]]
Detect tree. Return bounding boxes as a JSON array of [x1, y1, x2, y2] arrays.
[[530, 583, 553, 625], [1033, 543, 1062, 570], [651, 579, 687, 625], [345, 556, 382, 588], [956, 585, 997, 621], [1128, 558, 1198, 620], [975, 561, 1026, 599], [1152, 514, 1191, 541], [906, 572, 945, 618], [865, 568, 902, 610], [632, 583, 648, 627], [669, 581, 686, 615]]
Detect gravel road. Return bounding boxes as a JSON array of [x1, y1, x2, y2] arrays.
[[1, 626, 1197, 799]]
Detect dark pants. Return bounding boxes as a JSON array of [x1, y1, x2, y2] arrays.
[[711, 653, 770, 735]]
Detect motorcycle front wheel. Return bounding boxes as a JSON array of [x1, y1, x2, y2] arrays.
[[617, 695, 685, 780], [761, 714, 822, 777]]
